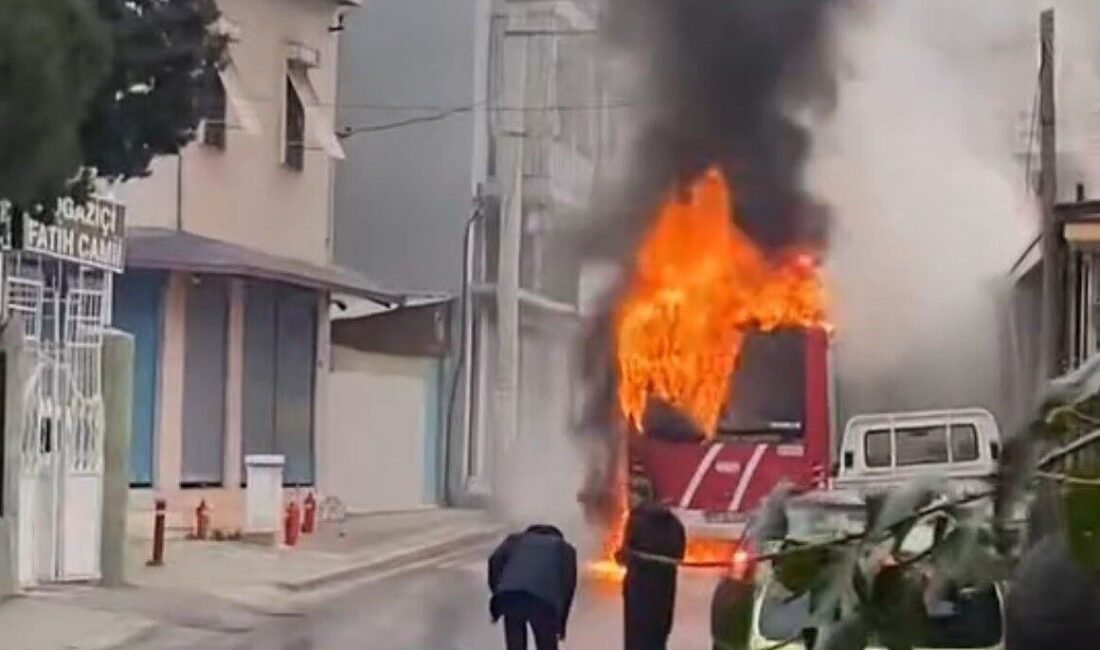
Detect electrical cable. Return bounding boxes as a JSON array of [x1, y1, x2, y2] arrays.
[[336, 100, 645, 138]]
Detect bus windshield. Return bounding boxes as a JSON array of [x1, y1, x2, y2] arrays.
[[716, 329, 806, 437]]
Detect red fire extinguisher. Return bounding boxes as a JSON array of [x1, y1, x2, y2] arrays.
[[195, 499, 211, 540], [284, 498, 301, 547], [302, 492, 317, 534]]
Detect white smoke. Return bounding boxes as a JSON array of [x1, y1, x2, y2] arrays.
[[809, 1, 1061, 424], [490, 331, 602, 556]]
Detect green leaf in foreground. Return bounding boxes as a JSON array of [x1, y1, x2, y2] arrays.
[[809, 547, 861, 623], [711, 578, 754, 650], [1063, 484, 1100, 571], [815, 615, 869, 650], [871, 480, 936, 538], [774, 542, 832, 594], [869, 566, 926, 650]]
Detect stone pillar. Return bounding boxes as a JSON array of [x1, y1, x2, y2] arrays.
[[313, 292, 331, 493], [0, 317, 27, 597], [223, 280, 245, 493], [100, 331, 134, 587], [156, 272, 187, 495]]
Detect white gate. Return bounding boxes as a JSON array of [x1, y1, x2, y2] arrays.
[[9, 253, 110, 584]]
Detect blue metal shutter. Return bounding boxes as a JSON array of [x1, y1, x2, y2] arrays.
[[180, 275, 229, 486], [242, 281, 317, 486], [274, 287, 317, 485], [111, 271, 165, 487], [242, 281, 277, 481]]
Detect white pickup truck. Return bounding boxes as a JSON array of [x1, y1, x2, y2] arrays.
[[832, 408, 1003, 497]]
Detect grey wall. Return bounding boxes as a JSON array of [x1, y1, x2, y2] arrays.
[[335, 0, 486, 293]]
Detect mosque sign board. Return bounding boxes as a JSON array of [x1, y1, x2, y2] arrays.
[[1, 196, 126, 273]]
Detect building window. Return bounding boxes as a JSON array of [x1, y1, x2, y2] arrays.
[[283, 72, 306, 171], [242, 282, 318, 486], [201, 71, 228, 149], [554, 38, 596, 159], [284, 59, 346, 164]]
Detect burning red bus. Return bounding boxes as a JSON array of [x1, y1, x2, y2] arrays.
[[630, 326, 832, 541], [584, 167, 830, 574]]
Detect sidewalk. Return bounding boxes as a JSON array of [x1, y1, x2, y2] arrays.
[[127, 507, 502, 611], [0, 595, 157, 650], [1, 508, 502, 649]]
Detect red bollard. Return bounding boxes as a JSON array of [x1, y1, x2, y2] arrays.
[[301, 492, 317, 534], [284, 498, 301, 547], [195, 499, 211, 540], [148, 499, 166, 566]]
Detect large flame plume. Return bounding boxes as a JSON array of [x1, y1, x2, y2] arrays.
[[586, 167, 827, 583], [616, 167, 827, 437]]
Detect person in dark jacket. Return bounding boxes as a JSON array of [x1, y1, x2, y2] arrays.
[[617, 490, 687, 650], [488, 524, 578, 650]]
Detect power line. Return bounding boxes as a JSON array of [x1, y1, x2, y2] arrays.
[[337, 99, 647, 138], [230, 90, 644, 114], [338, 104, 479, 138], [334, 100, 640, 112]]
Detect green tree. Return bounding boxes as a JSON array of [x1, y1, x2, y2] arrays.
[[0, 0, 110, 206], [0, 0, 224, 218], [81, 0, 226, 181]]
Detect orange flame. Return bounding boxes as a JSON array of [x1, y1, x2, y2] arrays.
[[615, 167, 827, 437], [585, 167, 826, 584]]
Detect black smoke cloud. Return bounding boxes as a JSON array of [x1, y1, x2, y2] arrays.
[[574, 1, 845, 500], [592, 0, 842, 257]]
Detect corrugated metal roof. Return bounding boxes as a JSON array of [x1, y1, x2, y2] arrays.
[[125, 227, 402, 304], [329, 291, 451, 321]]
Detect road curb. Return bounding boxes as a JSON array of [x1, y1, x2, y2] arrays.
[[277, 527, 502, 593]]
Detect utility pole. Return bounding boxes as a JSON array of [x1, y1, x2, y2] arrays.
[[1039, 8, 1061, 380], [491, 0, 524, 503]]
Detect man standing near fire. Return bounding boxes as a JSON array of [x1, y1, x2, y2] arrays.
[[617, 482, 687, 650]]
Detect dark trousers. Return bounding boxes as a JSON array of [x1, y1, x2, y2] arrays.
[[500, 594, 559, 650], [624, 570, 676, 650], [624, 619, 669, 650]]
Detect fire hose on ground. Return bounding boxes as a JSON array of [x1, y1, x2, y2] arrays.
[[623, 549, 735, 570]]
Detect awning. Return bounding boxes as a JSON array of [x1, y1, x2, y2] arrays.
[[218, 61, 262, 136], [287, 65, 346, 160], [125, 227, 402, 305]]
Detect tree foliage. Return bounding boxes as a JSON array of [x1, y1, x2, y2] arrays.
[[719, 354, 1100, 650], [0, 0, 225, 217], [0, 0, 111, 206], [81, 0, 226, 182]]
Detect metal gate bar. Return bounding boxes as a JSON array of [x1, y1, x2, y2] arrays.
[[7, 251, 111, 583]]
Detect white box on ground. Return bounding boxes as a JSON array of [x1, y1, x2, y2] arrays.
[[245, 455, 285, 535]]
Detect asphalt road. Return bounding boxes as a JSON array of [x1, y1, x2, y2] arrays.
[[169, 543, 719, 650]]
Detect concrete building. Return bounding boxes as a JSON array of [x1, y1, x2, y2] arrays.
[[326, 297, 453, 513], [333, 0, 610, 510], [109, 0, 397, 533]]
